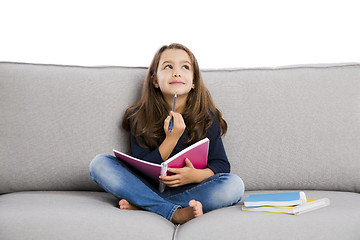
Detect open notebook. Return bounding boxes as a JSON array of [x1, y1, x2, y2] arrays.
[[113, 138, 209, 192]]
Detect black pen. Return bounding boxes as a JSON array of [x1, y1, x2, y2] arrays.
[[169, 93, 177, 133]]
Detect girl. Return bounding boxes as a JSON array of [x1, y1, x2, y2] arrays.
[[90, 43, 244, 224]]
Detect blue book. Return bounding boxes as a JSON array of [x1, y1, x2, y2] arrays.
[[244, 192, 307, 207]]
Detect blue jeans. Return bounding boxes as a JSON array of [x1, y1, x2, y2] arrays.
[[89, 154, 245, 221]]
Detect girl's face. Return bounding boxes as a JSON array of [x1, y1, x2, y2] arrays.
[[155, 49, 194, 101]]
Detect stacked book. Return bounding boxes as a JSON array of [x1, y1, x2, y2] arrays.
[[241, 192, 330, 215]]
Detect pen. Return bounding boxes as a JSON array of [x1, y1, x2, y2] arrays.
[[169, 93, 177, 133]]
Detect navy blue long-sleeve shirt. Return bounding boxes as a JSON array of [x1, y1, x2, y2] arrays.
[[130, 113, 230, 174]]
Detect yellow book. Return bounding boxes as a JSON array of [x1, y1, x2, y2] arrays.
[[241, 198, 330, 215]]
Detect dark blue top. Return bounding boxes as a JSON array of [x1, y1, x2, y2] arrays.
[[130, 113, 230, 174]]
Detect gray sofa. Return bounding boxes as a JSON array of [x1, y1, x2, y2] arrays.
[[1, 62, 359, 240]]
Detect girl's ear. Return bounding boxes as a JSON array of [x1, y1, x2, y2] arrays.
[[153, 79, 159, 88], [192, 83, 195, 89]]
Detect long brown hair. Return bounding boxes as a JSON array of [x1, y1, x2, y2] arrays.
[[122, 43, 227, 150]]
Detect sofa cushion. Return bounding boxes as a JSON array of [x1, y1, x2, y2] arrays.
[[0, 191, 175, 240], [202, 64, 360, 192], [175, 190, 360, 240], [0, 63, 146, 194]]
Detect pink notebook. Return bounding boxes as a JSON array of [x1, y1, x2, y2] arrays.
[[113, 138, 209, 192]]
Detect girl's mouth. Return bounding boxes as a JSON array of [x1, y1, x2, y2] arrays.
[[170, 81, 184, 85]]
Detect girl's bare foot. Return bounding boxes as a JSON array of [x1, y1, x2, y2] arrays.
[[119, 199, 140, 210], [171, 200, 203, 224]]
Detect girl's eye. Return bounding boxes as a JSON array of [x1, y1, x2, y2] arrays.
[[182, 65, 190, 70], [164, 65, 172, 69]]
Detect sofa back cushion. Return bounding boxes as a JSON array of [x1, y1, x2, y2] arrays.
[[0, 63, 144, 193], [1, 62, 359, 194], [203, 64, 360, 193]]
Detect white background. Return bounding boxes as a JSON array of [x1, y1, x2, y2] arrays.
[[1, 0, 359, 68]]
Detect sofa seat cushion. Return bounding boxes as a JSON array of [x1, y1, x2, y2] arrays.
[[175, 190, 360, 240], [0, 191, 175, 240]]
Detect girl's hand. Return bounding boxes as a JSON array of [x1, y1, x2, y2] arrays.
[[159, 159, 197, 187], [164, 111, 186, 140], [159, 112, 186, 161]]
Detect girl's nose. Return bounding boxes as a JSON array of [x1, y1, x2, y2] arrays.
[[173, 72, 181, 77]]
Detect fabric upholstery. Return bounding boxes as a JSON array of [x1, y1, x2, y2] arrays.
[[175, 190, 360, 240], [1, 190, 358, 240], [202, 65, 360, 192], [1, 62, 360, 240], [0, 191, 175, 240]]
